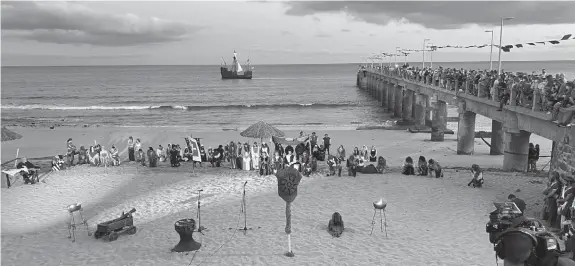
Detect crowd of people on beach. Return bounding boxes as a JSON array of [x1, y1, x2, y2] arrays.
[[542, 171, 575, 251], [365, 64, 575, 126]]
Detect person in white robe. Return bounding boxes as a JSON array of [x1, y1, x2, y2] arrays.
[[243, 144, 252, 171], [251, 142, 260, 170]]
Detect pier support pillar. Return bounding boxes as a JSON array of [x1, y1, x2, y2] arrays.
[[387, 83, 394, 112], [394, 86, 403, 118], [414, 94, 427, 129], [377, 79, 381, 100], [457, 111, 476, 155], [380, 81, 386, 107], [490, 120, 505, 155], [425, 97, 432, 126], [503, 130, 531, 172], [401, 89, 414, 124], [430, 100, 447, 141]]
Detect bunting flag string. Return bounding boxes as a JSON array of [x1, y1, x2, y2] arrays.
[[396, 34, 574, 53]]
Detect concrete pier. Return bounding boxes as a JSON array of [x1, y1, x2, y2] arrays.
[[402, 89, 414, 124], [503, 130, 531, 171], [394, 86, 403, 118], [457, 110, 476, 155], [430, 101, 447, 141], [356, 68, 574, 172], [490, 120, 505, 155]]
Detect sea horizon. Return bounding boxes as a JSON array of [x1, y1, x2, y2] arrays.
[[2, 59, 574, 68]]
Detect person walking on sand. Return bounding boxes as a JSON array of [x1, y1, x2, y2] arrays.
[[127, 136, 135, 161], [323, 134, 331, 155]]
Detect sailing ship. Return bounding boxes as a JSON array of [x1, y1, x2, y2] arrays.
[[220, 50, 253, 79]]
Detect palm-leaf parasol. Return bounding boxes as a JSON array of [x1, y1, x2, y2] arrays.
[[240, 121, 285, 148], [1, 127, 22, 142]]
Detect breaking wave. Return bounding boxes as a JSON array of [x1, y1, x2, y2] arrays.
[[1, 103, 358, 111]]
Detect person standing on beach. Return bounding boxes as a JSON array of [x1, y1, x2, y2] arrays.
[[67, 138, 77, 166], [310, 132, 318, 148], [323, 134, 331, 155], [127, 136, 135, 161]]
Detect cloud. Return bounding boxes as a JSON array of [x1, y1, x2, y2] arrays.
[[284, 1, 575, 29], [1, 1, 201, 46]]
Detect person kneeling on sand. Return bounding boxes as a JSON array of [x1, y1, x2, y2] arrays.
[[417, 156, 428, 176], [347, 155, 358, 177], [428, 159, 443, 178], [328, 212, 344, 237], [326, 155, 342, 177], [138, 149, 146, 166], [468, 164, 484, 187], [402, 156, 415, 175]]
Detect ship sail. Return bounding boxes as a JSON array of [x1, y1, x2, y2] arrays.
[[236, 61, 243, 72]]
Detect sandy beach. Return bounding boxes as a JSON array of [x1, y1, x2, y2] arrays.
[[1, 126, 553, 266]]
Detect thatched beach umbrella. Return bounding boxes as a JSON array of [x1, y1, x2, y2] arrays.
[[1, 127, 22, 142], [240, 121, 285, 143]]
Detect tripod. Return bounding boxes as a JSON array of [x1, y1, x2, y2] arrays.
[[196, 189, 205, 234], [239, 181, 248, 233]]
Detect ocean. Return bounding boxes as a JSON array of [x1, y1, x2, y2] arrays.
[[2, 61, 574, 131]]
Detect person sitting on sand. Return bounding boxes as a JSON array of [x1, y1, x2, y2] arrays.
[[303, 160, 312, 177], [157, 145, 165, 162], [17, 157, 39, 184], [377, 156, 387, 173], [243, 144, 252, 171], [52, 155, 63, 171], [328, 212, 344, 237], [284, 150, 296, 168], [428, 159, 443, 178], [138, 149, 146, 166], [369, 146, 377, 162], [301, 150, 310, 165], [110, 145, 120, 166], [326, 155, 342, 177], [312, 144, 321, 160], [147, 147, 157, 167], [353, 146, 360, 156], [337, 145, 346, 162], [99, 146, 111, 166], [77, 146, 87, 164], [311, 157, 318, 173], [402, 156, 415, 175], [183, 146, 192, 162], [251, 142, 260, 170], [347, 155, 358, 177], [468, 164, 484, 187], [284, 145, 294, 156], [417, 156, 428, 176], [362, 146, 369, 158], [88, 146, 100, 166]]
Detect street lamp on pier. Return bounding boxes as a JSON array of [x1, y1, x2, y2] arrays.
[[497, 17, 514, 74]]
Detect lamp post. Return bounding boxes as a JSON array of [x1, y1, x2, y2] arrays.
[[497, 17, 514, 74], [422, 39, 430, 67], [395, 47, 400, 67], [485, 30, 494, 71], [428, 43, 434, 68]]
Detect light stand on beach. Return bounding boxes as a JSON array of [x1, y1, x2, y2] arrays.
[[239, 181, 249, 234], [196, 189, 205, 234]]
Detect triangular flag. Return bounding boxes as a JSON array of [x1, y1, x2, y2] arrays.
[[527, 43, 536, 46], [549, 40, 560, 44], [502, 47, 511, 52], [504, 45, 513, 49], [515, 44, 523, 48], [561, 34, 572, 40], [537, 42, 546, 45]]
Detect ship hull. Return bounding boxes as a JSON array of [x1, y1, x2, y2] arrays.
[[221, 67, 253, 79]]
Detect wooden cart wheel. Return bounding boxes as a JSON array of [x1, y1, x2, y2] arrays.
[[108, 232, 118, 242], [127, 226, 137, 235]]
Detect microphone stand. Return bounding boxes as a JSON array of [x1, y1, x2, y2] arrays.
[[197, 189, 205, 234], [240, 181, 248, 233]]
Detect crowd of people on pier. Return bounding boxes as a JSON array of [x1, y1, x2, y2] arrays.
[[366, 64, 575, 126]]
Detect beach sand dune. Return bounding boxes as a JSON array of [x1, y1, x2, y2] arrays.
[[1, 127, 551, 266]]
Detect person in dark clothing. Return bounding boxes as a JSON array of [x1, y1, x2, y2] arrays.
[[170, 146, 180, 167], [310, 132, 318, 148], [402, 156, 415, 175], [497, 80, 509, 111], [508, 194, 526, 215], [323, 134, 331, 155], [527, 143, 536, 172], [16, 157, 39, 184]]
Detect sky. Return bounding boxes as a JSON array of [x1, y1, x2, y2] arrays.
[[1, 1, 575, 66]]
